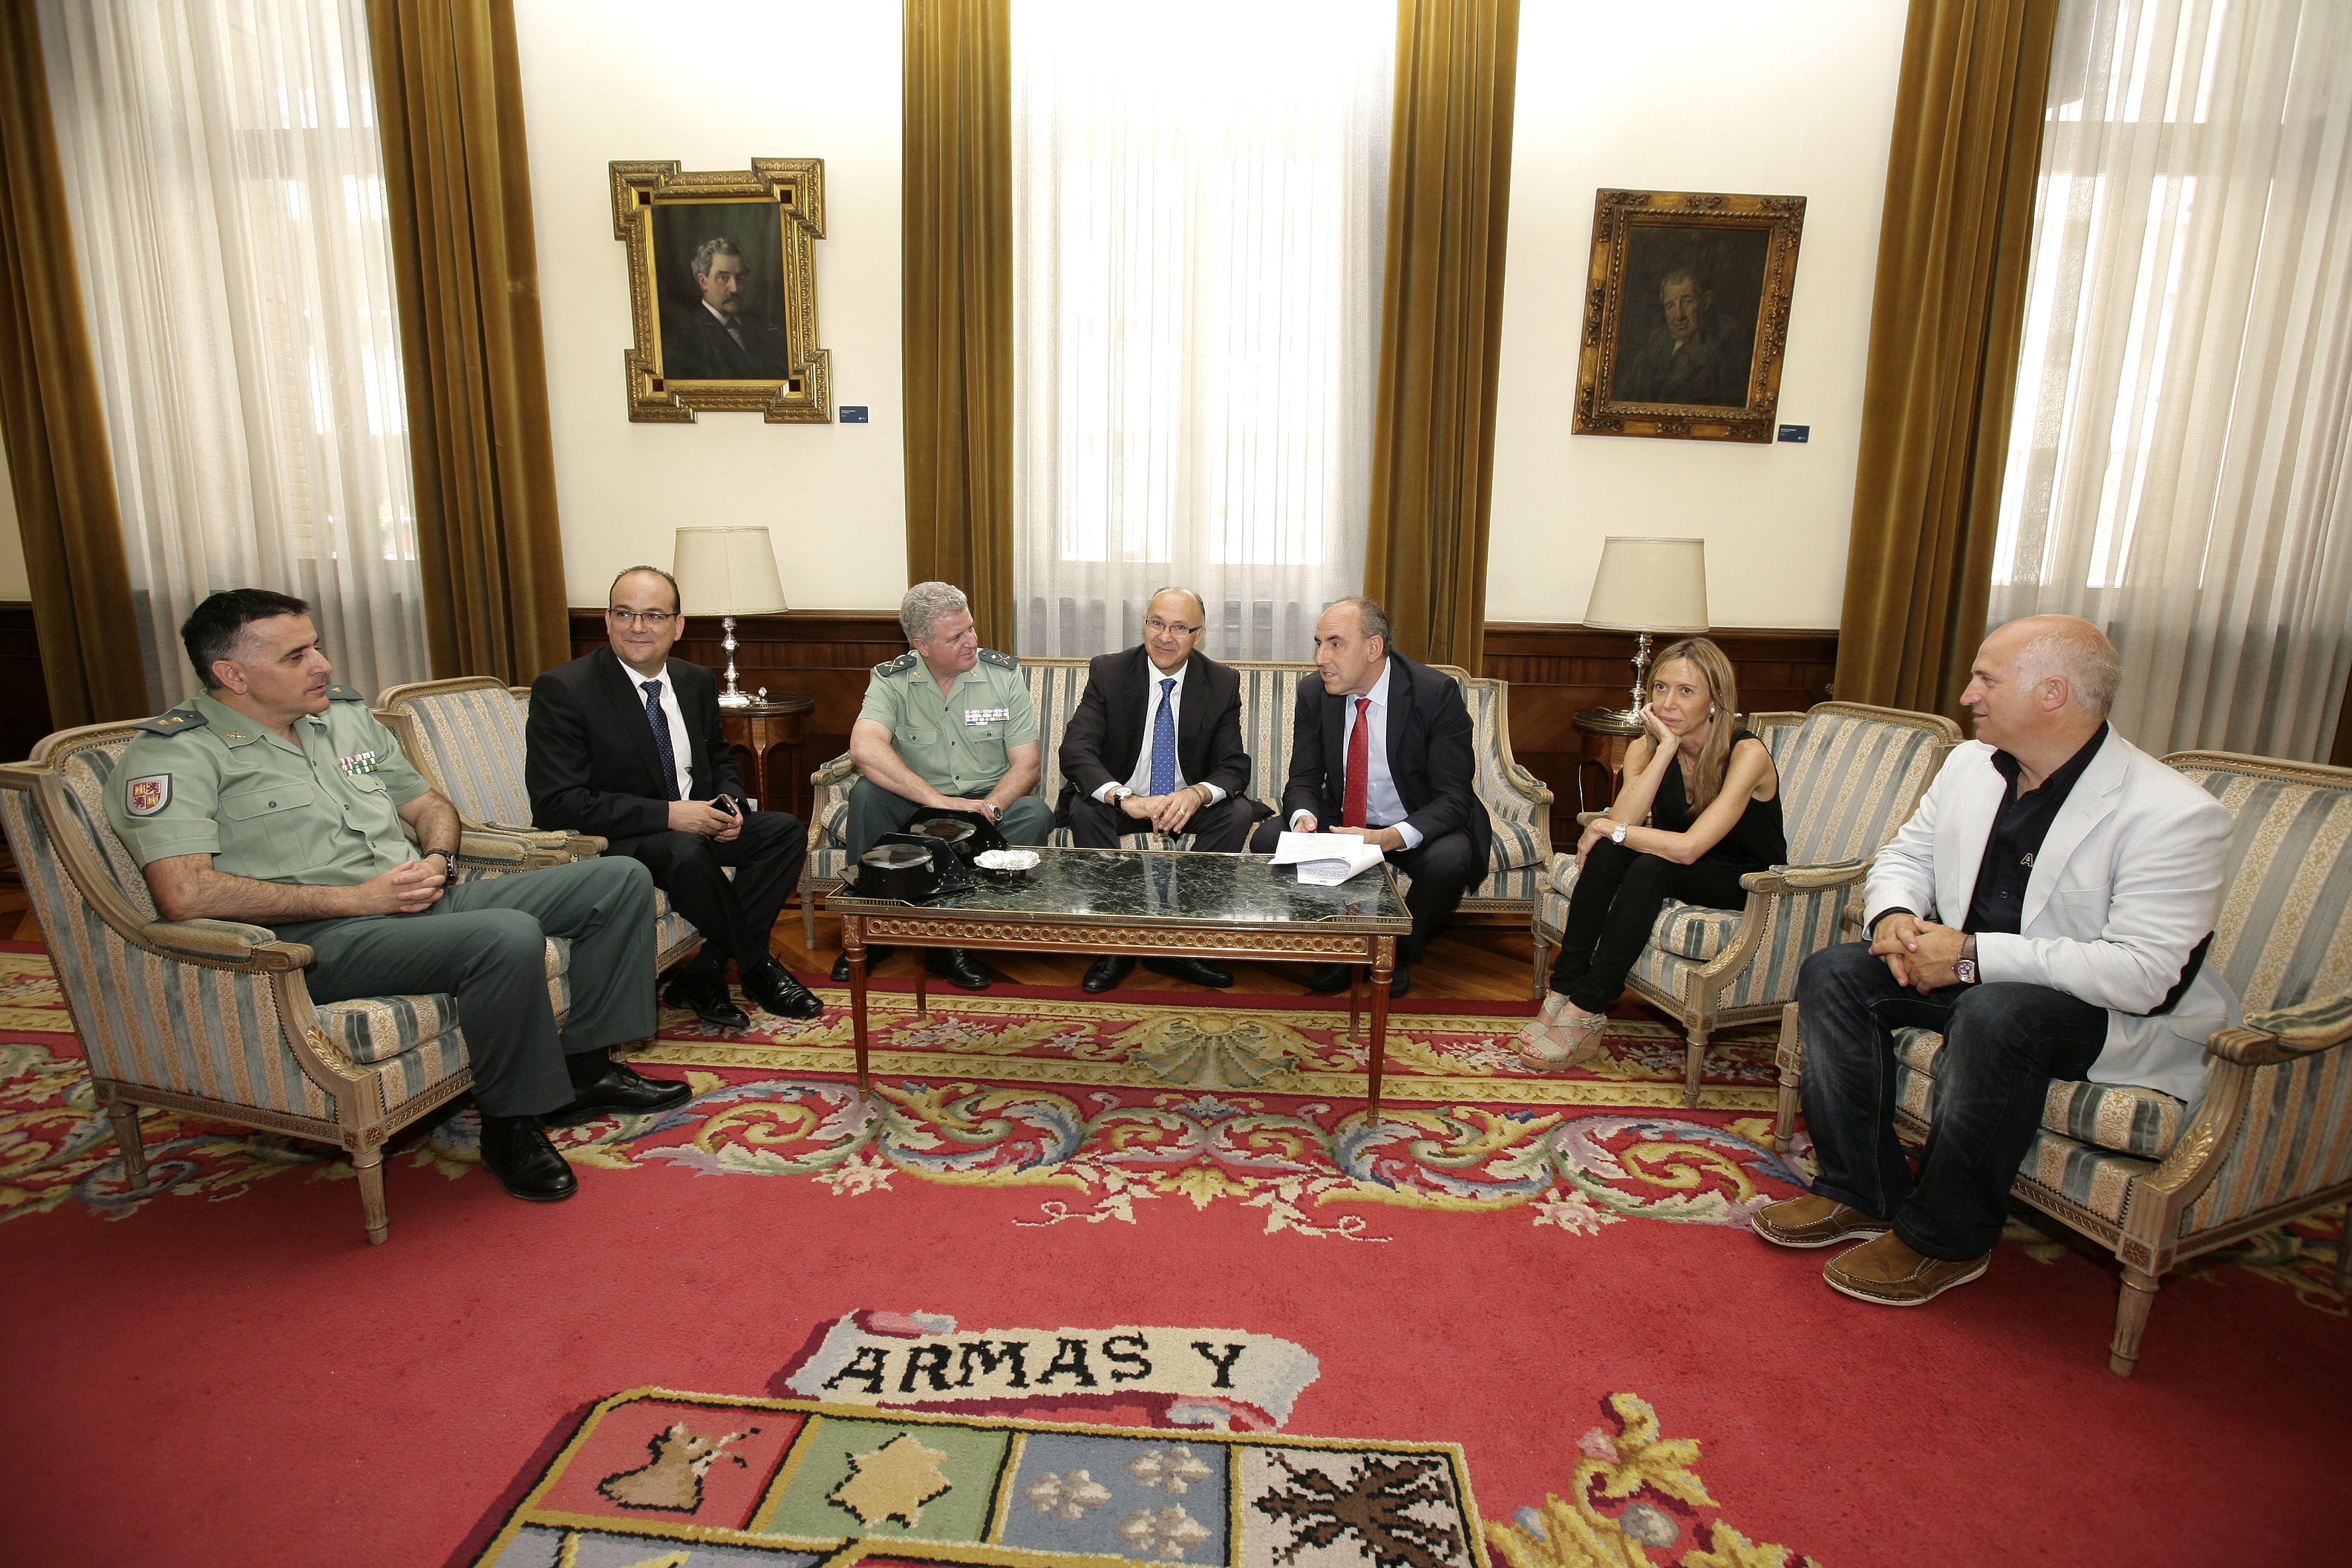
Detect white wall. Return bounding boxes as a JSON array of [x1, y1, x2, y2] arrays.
[[1486, 0, 1909, 628], [512, 0, 908, 612]]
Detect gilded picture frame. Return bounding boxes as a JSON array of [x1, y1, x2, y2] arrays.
[[610, 158, 831, 423], [1572, 189, 1806, 444]]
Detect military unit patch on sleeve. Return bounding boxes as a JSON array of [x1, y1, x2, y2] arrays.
[[125, 774, 172, 816]]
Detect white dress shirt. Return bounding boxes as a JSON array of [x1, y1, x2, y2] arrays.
[[1290, 659, 1423, 849], [1094, 657, 1227, 804], [632, 662, 696, 800]]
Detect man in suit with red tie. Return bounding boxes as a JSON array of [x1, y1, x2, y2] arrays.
[[1056, 586, 1269, 993], [526, 566, 823, 1030], [1250, 597, 1492, 999]]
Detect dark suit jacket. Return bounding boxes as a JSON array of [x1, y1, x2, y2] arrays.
[[660, 305, 795, 381], [526, 647, 745, 841], [1056, 647, 1256, 821], [1280, 652, 1492, 867]]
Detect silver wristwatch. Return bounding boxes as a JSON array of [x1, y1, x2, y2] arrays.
[[1954, 934, 1979, 985], [1609, 822, 1628, 845]]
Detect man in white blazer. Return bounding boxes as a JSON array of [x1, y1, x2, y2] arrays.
[[1754, 615, 2235, 1306]]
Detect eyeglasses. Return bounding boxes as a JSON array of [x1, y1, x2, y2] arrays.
[[609, 609, 676, 628], [1146, 617, 1201, 637]]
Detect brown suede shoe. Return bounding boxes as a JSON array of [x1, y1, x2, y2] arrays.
[[1823, 1232, 1990, 1306], [1751, 1194, 1891, 1250]]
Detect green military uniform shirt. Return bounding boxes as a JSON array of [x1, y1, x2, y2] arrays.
[[104, 687, 435, 884], [856, 647, 1038, 797]]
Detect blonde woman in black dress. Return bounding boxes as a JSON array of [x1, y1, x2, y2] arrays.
[[1519, 638, 1786, 1068]]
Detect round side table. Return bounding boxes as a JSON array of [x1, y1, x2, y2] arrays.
[[722, 693, 816, 818], [1572, 707, 1643, 814]]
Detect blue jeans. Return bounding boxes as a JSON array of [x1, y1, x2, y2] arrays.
[[1795, 941, 2108, 1260]]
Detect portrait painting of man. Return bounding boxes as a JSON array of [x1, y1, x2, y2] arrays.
[[1608, 225, 1771, 408], [651, 200, 797, 382]]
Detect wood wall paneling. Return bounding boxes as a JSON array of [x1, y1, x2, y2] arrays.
[[0, 604, 57, 762]]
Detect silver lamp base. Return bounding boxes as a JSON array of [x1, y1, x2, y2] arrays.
[[716, 615, 752, 708], [1590, 630, 1656, 728]]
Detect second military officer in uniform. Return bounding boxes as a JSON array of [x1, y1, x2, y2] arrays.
[[103, 589, 684, 1205], [832, 581, 1054, 989]]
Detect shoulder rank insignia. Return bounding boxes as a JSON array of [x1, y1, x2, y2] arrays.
[[872, 651, 919, 677], [127, 709, 209, 736], [324, 685, 367, 702], [976, 647, 1018, 670]]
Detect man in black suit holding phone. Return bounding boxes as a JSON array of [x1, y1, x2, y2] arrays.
[[1056, 586, 1267, 993], [1249, 596, 1491, 999], [526, 565, 823, 1029]]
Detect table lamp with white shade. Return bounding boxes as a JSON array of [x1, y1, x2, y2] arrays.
[[671, 526, 788, 708], [1583, 536, 1711, 726]]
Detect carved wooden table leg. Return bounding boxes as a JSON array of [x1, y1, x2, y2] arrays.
[[1367, 935, 1393, 1120], [1348, 965, 1365, 1042], [913, 958, 929, 1019], [845, 916, 869, 1099]]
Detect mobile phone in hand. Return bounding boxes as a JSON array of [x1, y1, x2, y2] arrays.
[[713, 794, 740, 817]]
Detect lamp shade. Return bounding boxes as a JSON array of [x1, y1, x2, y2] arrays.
[[672, 526, 788, 616], [1582, 537, 1710, 634]]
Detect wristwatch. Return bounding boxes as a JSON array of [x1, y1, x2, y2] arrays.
[[1609, 822, 1628, 845], [423, 849, 454, 886], [1954, 934, 1979, 985]]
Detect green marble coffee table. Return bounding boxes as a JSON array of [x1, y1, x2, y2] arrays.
[[829, 846, 1411, 1116]]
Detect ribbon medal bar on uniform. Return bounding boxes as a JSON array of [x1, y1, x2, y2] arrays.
[[339, 750, 382, 777]]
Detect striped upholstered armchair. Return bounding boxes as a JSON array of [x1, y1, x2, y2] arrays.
[[1533, 702, 1961, 1106], [1774, 750, 2352, 1376], [375, 676, 703, 972], [797, 659, 1555, 948], [0, 721, 578, 1244]]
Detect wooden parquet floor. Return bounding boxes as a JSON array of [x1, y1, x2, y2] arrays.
[[0, 844, 1545, 1002]]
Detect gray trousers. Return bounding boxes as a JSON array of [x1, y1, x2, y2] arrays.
[[843, 778, 1055, 860], [274, 857, 659, 1118]]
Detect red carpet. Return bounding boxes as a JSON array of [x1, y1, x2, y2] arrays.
[[1, 947, 2346, 1566]]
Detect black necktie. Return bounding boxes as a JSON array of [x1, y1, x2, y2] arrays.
[[642, 679, 679, 801]]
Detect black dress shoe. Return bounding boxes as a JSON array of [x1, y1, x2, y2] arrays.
[[477, 1114, 577, 1201], [1303, 963, 1353, 993], [663, 968, 750, 1030], [1388, 961, 1411, 999], [927, 947, 994, 990], [745, 959, 824, 1019], [832, 946, 894, 983], [1144, 956, 1233, 987], [546, 1062, 693, 1127], [1082, 955, 1135, 993]]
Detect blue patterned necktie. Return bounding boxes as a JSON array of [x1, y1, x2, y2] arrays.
[[1149, 677, 1177, 796], [642, 679, 680, 800]]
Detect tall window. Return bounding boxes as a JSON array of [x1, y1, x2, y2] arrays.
[[1010, 0, 1396, 660], [1990, 0, 2352, 759], [42, 0, 427, 707]]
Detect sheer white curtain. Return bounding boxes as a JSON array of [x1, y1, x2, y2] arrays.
[[1010, 0, 1394, 661], [41, 0, 427, 708], [1990, 0, 2352, 759]]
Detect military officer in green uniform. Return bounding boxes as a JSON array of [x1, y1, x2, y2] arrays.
[[832, 581, 1054, 989], [102, 588, 684, 1205]]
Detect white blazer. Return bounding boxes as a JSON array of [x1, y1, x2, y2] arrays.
[[1862, 731, 2236, 1105]]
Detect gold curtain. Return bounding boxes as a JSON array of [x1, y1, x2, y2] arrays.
[[367, 0, 570, 684], [0, 0, 148, 727], [1833, 0, 2059, 716], [1363, 0, 1520, 672], [902, 0, 1013, 650]]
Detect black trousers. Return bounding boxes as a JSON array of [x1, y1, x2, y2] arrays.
[[1247, 817, 1481, 962], [1068, 791, 1259, 852], [1548, 840, 1748, 1011], [606, 808, 806, 977]]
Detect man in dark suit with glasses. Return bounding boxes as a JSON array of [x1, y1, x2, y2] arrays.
[[1056, 586, 1267, 993], [526, 565, 822, 1030]]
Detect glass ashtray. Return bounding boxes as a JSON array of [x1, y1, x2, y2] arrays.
[[973, 849, 1040, 876]]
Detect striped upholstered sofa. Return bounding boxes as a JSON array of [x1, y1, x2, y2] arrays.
[[1774, 750, 2352, 1376], [1533, 702, 1961, 1107], [374, 676, 705, 973], [798, 659, 1554, 948], [0, 719, 578, 1245]]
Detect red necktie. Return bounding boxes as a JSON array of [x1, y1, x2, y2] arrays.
[[1344, 696, 1371, 827]]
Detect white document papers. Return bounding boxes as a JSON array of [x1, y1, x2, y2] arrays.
[[1270, 830, 1385, 886]]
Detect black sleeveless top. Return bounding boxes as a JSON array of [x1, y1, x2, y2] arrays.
[[1650, 728, 1787, 874]]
